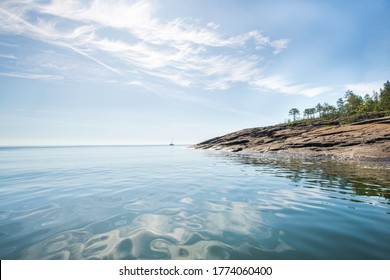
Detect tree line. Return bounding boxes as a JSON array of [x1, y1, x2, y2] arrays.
[[288, 80, 390, 122]]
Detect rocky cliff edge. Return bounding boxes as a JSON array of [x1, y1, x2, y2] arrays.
[[192, 117, 390, 161]]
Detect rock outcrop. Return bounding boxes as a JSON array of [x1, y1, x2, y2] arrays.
[[192, 117, 390, 161]]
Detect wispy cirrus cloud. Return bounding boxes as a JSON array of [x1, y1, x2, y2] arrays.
[[0, 71, 63, 80], [252, 75, 332, 97], [0, 54, 17, 59], [0, 0, 328, 97], [0, 3, 124, 76], [344, 81, 385, 96]]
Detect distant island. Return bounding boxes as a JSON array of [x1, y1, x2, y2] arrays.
[[193, 81, 390, 161]]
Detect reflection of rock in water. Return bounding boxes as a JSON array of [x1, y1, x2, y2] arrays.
[[21, 201, 293, 259], [211, 152, 390, 200]]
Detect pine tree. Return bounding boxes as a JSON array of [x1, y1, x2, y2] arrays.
[[289, 108, 300, 121], [379, 81, 390, 111]]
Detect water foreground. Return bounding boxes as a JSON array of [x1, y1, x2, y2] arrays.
[[0, 146, 389, 259]]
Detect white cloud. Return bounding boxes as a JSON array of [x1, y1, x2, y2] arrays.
[[252, 75, 331, 97], [0, 4, 124, 76], [0, 54, 17, 59], [0, 72, 63, 80], [344, 81, 384, 96], [0, 0, 328, 97], [271, 39, 290, 54], [37, 0, 281, 49], [0, 0, 288, 89]]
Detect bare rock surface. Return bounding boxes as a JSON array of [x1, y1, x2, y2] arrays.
[[192, 117, 390, 161]]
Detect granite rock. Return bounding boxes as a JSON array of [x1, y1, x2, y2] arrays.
[[192, 117, 390, 161]]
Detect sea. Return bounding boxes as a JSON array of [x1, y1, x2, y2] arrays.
[[0, 145, 389, 260]]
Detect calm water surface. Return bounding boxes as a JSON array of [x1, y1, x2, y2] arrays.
[[0, 146, 389, 259]]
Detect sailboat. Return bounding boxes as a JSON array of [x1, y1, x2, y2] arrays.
[[169, 137, 174, 146]]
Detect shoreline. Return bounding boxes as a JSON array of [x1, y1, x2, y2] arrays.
[[192, 146, 390, 163], [236, 150, 390, 163]]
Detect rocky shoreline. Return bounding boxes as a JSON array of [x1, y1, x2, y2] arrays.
[[192, 117, 390, 161]]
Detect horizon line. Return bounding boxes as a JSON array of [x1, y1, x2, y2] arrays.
[[0, 144, 193, 148]]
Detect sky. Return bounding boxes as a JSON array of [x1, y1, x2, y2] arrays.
[[0, 0, 389, 145]]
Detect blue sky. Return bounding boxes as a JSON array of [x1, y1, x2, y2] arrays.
[[0, 0, 389, 145]]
